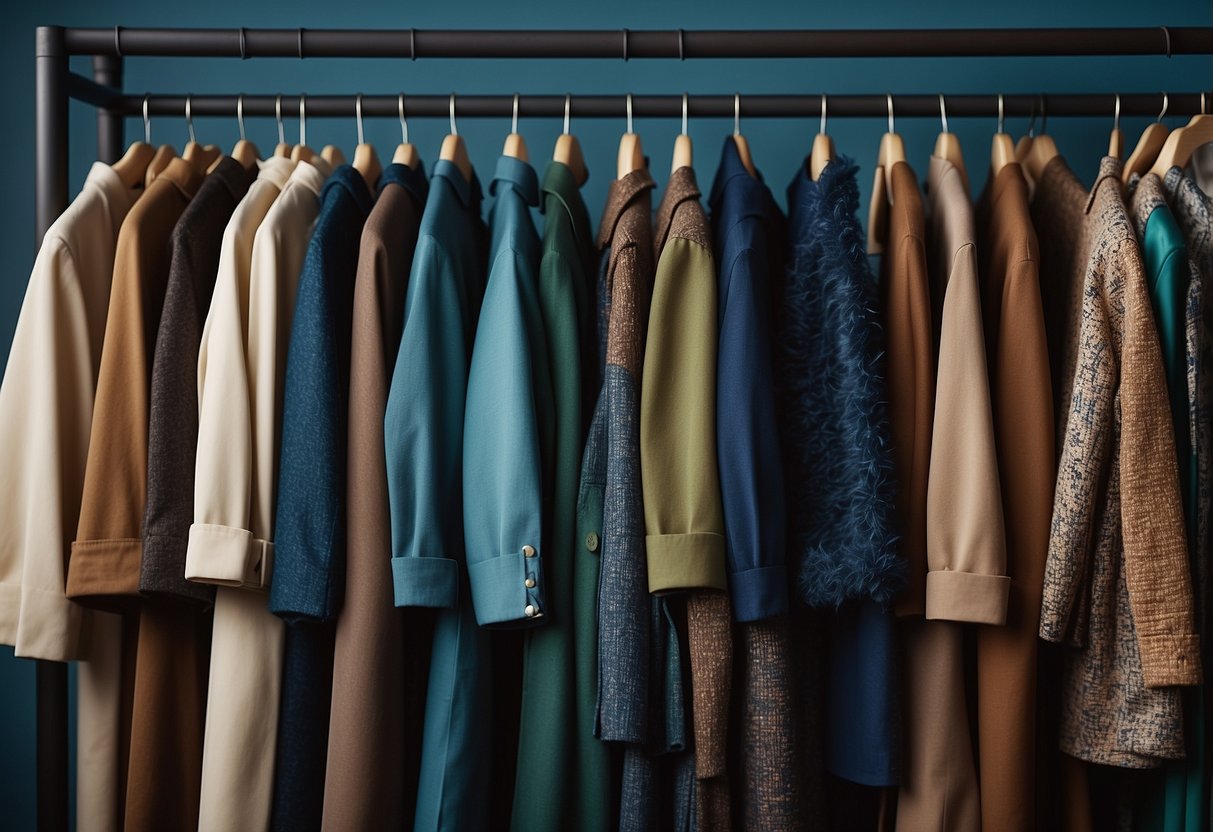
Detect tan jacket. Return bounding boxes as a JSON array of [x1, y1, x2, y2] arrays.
[[1038, 155, 1198, 767], [190, 156, 333, 832], [0, 162, 136, 660]]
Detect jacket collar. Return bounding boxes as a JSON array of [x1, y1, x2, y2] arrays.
[[1085, 155, 1125, 215], [156, 156, 205, 201], [207, 156, 256, 203], [541, 161, 592, 246], [489, 155, 539, 205], [321, 164, 375, 217], [654, 165, 702, 255], [596, 167, 656, 250], [378, 161, 428, 206], [432, 159, 482, 211], [708, 136, 766, 216]]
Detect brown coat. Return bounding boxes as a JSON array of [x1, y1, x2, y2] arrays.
[[1037, 155, 1199, 767], [975, 161, 1055, 832]]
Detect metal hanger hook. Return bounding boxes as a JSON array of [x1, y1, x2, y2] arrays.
[[186, 94, 196, 144], [1113, 93, 1121, 132], [997, 93, 1004, 134], [299, 93, 307, 147], [886, 93, 894, 134], [939, 93, 948, 134], [626, 93, 633, 134], [734, 92, 741, 137], [143, 93, 151, 144], [356, 93, 365, 145], [1157, 92, 1169, 123], [563, 93, 571, 135], [237, 94, 246, 141], [512, 93, 520, 135], [398, 94, 409, 145], [1025, 96, 1038, 139], [1038, 94, 1048, 135], [275, 94, 285, 145], [819, 93, 827, 136], [681, 92, 688, 137], [1203, 91, 1209, 115], [449, 93, 458, 136]]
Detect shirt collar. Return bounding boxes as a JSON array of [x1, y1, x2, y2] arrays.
[[321, 164, 375, 217], [654, 165, 702, 254], [1085, 155, 1125, 215], [541, 161, 591, 246], [432, 159, 482, 210], [255, 155, 296, 190], [708, 136, 765, 211], [595, 167, 656, 250], [378, 161, 429, 206], [489, 155, 539, 206]]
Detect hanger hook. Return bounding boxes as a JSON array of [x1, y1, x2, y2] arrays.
[[734, 92, 741, 137], [1158, 92, 1169, 123], [681, 92, 688, 137], [820, 93, 827, 136], [356, 93, 365, 145], [1161, 26, 1173, 59], [677, 28, 685, 61], [512, 93, 520, 135], [886, 92, 895, 134], [1113, 93, 1121, 132], [1038, 94, 1048, 135], [626, 93, 633, 134], [997, 93, 1005, 134], [939, 93, 948, 134], [275, 94, 285, 145], [299, 93, 307, 147], [449, 93, 458, 137], [237, 93, 246, 141], [563, 93, 571, 136], [398, 93, 409, 145], [143, 93, 151, 144], [1025, 96, 1038, 138], [1203, 91, 1209, 115], [622, 28, 629, 62], [186, 94, 196, 144]]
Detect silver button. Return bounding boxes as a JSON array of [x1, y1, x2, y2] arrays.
[[585, 532, 599, 552], [524, 604, 537, 617], [525, 577, 536, 588], [522, 545, 536, 558]]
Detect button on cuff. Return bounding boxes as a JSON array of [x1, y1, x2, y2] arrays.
[[467, 547, 546, 627]]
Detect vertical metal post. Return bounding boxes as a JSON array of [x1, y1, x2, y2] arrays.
[[92, 54, 124, 163], [34, 25, 69, 832]]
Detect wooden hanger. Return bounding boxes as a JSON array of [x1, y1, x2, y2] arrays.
[[1108, 94, 1124, 159], [934, 94, 969, 190], [228, 95, 261, 171], [180, 96, 221, 175], [347, 95, 378, 189], [867, 93, 906, 255], [440, 94, 473, 182], [989, 94, 1014, 178], [552, 94, 588, 185], [289, 94, 319, 165], [616, 93, 644, 179], [1015, 96, 1041, 165], [1149, 93, 1213, 177], [322, 145, 346, 166], [145, 144, 177, 187], [1122, 93, 1170, 183], [671, 93, 692, 173], [502, 94, 530, 162], [392, 94, 420, 169], [731, 93, 757, 177], [810, 94, 835, 181]]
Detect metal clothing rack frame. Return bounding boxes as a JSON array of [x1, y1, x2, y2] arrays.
[[28, 23, 1213, 830]]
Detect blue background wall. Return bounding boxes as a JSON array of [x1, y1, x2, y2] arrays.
[[1, 1, 1211, 828]]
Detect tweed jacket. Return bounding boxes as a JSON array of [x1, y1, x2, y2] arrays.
[[323, 162, 427, 832], [1038, 156, 1199, 767]]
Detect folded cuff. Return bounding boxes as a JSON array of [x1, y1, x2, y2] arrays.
[[392, 556, 458, 609], [66, 538, 142, 609], [141, 532, 215, 605], [646, 532, 728, 593], [185, 524, 273, 590], [468, 549, 546, 627], [1139, 632, 1202, 688], [14, 585, 85, 661], [728, 564, 789, 622], [924, 569, 1010, 625]]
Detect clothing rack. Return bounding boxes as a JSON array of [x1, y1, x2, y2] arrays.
[[27, 23, 1213, 831]]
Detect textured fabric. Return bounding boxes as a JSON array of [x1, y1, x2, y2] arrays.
[[778, 156, 901, 611], [510, 159, 609, 831], [1037, 155, 1198, 767], [974, 161, 1055, 832], [706, 137, 789, 622], [464, 156, 551, 627], [141, 158, 253, 603], [193, 155, 323, 832], [268, 165, 373, 831], [593, 167, 657, 747], [923, 154, 1008, 624], [641, 166, 727, 595], [322, 162, 427, 832], [385, 159, 489, 832], [687, 591, 733, 830], [0, 162, 135, 660]]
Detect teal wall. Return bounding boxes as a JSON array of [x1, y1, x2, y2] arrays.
[[1, 1, 1211, 828]]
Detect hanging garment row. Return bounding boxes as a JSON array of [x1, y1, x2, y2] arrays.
[[3, 89, 1213, 832]]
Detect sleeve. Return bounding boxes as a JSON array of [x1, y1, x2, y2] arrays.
[[640, 237, 728, 593], [462, 247, 547, 627], [0, 239, 87, 660], [1120, 241, 1202, 687], [925, 243, 1010, 624], [386, 236, 466, 609], [687, 590, 733, 824], [1039, 262, 1114, 646], [185, 226, 259, 589], [715, 245, 788, 621]]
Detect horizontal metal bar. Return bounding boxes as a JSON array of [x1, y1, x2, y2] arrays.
[[63, 26, 1213, 58], [71, 86, 1208, 120]]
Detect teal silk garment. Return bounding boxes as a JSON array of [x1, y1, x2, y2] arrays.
[[384, 159, 490, 832]]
